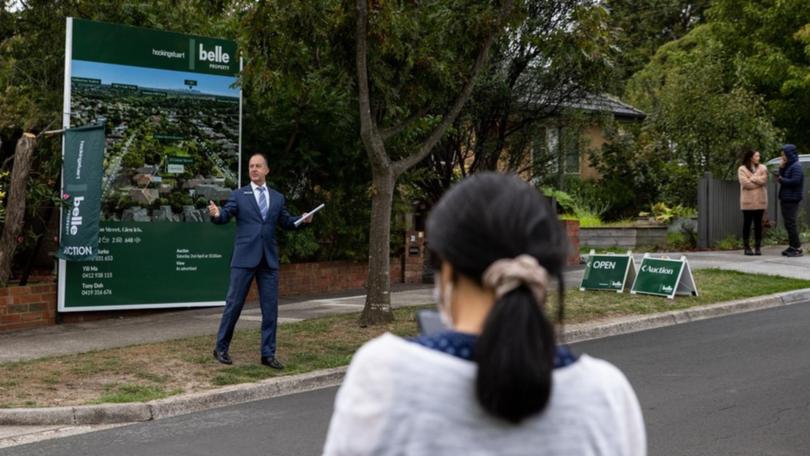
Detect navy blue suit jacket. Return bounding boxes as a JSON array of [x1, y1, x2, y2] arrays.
[[211, 184, 302, 269]]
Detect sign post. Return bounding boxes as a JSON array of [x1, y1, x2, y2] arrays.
[[580, 250, 636, 292], [630, 254, 699, 299]]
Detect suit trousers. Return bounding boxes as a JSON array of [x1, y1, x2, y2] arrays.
[[215, 255, 280, 358]]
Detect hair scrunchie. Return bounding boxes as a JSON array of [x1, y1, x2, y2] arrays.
[[482, 254, 549, 303]]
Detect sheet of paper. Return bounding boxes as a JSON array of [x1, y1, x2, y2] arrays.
[[294, 203, 325, 226]]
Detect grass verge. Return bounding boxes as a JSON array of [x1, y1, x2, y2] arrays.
[[0, 269, 808, 408]]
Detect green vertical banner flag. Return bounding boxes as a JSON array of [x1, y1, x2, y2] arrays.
[[58, 124, 106, 261]]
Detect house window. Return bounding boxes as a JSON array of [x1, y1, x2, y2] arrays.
[[561, 127, 581, 175], [531, 126, 581, 182]]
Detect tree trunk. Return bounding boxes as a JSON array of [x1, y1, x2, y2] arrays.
[[0, 133, 37, 285], [360, 169, 395, 325], [354, 0, 511, 325]]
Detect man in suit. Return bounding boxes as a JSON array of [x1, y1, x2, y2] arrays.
[[208, 152, 313, 369]]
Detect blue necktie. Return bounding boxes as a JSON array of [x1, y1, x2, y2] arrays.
[[257, 186, 268, 220]]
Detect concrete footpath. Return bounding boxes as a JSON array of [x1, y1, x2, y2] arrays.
[[2, 245, 810, 443]]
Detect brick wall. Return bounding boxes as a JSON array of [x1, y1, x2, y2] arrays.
[[564, 219, 581, 266], [0, 282, 56, 332], [403, 230, 425, 284], [246, 259, 403, 301]]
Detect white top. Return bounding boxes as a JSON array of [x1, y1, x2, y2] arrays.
[[323, 333, 646, 456], [249, 181, 267, 209]]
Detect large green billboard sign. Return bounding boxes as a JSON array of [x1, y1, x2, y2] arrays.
[[58, 18, 241, 311]]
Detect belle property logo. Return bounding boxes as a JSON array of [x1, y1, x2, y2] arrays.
[[151, 40, 233, 72]]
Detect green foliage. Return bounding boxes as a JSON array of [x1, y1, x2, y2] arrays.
[[708, 0, 810, 150], [641, 202, 696, 224], [588, 121, 668, 218], [666, 231, 696, 251], [278, 227, 320, 264], [122, 152, 144, 170], [624, 24, 783, 205], [714, 234, 742, 250], [606, 0, 709, 89], [411, 0, 618, 204], [94, 384, 177, 404], [541, 187, 576, 213], [763, 224, 787, 246], [543, 183, 608, 227], [168, 192, 192, 213], [574, 212, 604, 228], [562, 177, 611, 218], [239, 1, 378, 262]]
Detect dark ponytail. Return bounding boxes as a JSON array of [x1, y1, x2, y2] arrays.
[[426, 172, 568, 423], [475, 286, 556, 423]]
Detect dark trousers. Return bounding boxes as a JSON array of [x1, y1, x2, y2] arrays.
[[780, 201, 801, 249], [215, 255, 280, 357], [742, 209, 764, 248]]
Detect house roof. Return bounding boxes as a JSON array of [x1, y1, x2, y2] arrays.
[[561, 93, 646, 120]]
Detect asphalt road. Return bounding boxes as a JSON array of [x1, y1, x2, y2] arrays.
[[5, 304, 810, 456], [578, 303, 810, 456]]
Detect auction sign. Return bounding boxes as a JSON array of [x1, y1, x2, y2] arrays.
[[58, 18, 241, 311], [630, 254, 699, 299]]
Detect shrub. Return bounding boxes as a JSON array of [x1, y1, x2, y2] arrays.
[[714, 235, 742, 250], [667, 231, 695, 251], [542, 183, 608, 226], [640, 202, 697, 224]]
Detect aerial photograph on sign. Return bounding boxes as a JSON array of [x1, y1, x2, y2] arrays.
[[69, 60, 240, 222]]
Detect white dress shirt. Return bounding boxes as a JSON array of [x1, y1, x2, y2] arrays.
[[250, 181, 268, 211]]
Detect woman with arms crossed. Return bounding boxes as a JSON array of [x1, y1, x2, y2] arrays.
[[738, 149, 768, 256]]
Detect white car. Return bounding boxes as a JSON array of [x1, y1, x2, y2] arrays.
[[765, 154, 810, 172]]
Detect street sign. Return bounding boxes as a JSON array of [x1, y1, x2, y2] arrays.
[[631, 254, 699, 299], [580, 250, 636, 292]]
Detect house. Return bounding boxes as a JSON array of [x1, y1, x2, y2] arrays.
[[531, 94, 645, 181]]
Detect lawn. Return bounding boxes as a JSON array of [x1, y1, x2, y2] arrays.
[[0, 269, 807, 408]]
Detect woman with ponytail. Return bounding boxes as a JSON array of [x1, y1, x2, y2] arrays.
[[323, 173, 646, 455]]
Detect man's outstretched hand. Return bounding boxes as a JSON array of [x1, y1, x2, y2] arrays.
[[208, 200, 220, 218]]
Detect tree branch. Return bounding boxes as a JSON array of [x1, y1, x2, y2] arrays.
[[355, 0, 389, 170], [392, 0, 514, 176], [379, 106, 431, 141]]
